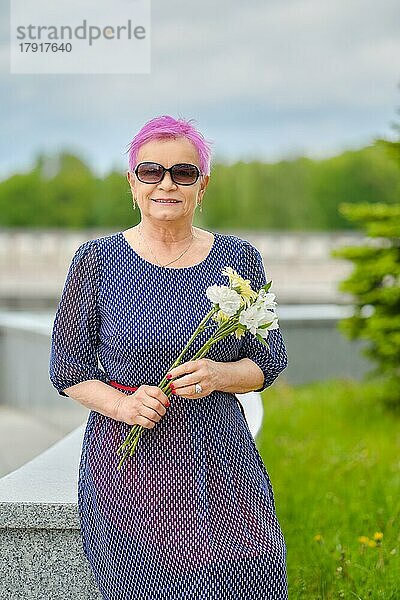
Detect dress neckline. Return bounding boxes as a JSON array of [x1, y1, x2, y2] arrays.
[[118, 229, 219, 271]]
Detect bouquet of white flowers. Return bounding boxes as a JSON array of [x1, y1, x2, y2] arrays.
[[116, 266, 279, 469]]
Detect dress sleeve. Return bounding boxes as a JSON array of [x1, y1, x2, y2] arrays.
[[49, 239, 109, 397], [237, 239, 288, 392]]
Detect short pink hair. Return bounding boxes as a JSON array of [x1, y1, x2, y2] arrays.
[[126, 115, 213, 176]]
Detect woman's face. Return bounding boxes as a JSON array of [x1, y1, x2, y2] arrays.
[[126, 137, 209, 226]]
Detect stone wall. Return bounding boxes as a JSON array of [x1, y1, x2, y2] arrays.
[[0, 228, 364, 307]]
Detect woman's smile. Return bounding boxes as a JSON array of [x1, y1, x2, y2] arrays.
[[152, 198, 182, 204]]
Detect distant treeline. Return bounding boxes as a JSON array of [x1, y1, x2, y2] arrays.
[[1, 141, 399, 230]]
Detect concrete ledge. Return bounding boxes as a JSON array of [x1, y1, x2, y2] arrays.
[[0, 425, 101, 599], [0, 424, 84, 529], [0, 425, 84, 506]]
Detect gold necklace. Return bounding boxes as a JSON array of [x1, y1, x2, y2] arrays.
[[138, 223, 196, 268]]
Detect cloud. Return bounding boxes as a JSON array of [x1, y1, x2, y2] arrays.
[[0, 0, 399, 176]]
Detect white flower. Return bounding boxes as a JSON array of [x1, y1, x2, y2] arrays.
[[239, 304, 279, 336], [206, 284, 242, 316], [239, 305, 264, 334], [257, 311, 279, 338], [254, 289, 277, 310]]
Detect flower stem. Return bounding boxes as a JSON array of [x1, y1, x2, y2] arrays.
[[190, 323, 239, 361], [158, 306, 218, 389], [117, 305, 219, 469]]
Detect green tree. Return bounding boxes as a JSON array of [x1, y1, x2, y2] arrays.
[[1, 144, 400, 230], [331, 152, 400, 408]]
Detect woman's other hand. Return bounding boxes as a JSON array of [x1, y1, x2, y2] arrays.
[[166, 358, 223, 398], [166, 356, 265, 396], [113, 385, 170, 428]]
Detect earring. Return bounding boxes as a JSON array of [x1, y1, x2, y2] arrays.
[[133, 196, 137, 210], [197, 197, 203, 212]]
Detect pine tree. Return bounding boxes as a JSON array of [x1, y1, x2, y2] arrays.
[[331, 112, 400, 408]]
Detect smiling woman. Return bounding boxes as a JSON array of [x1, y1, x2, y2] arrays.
[[49, 114, 289, 600], [123, 123, 212, 268]]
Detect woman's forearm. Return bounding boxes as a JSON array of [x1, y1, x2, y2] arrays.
[[63, 379, 125, 420], [63, 358, 264, 416], [216, 358, 264, 394]]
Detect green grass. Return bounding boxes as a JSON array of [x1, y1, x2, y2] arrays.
[[255, 377, 400, 599]]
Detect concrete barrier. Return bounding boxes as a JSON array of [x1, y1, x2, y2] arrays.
[[0, 425, 102, 599], [0, 228, 364, 308]]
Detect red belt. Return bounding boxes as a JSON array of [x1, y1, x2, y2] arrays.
[[109, 379, 247, 425], [109, 380, 138, 392]]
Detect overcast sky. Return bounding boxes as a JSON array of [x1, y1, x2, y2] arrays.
[[1, 0, 399, 178]]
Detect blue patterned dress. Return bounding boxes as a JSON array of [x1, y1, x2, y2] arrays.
[[49, 230, 289, 600]]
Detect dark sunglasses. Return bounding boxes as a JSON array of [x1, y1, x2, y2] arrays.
[[134, 162, 201, 186]]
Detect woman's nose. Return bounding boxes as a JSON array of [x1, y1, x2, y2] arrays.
[[157, 171, 176, 190]]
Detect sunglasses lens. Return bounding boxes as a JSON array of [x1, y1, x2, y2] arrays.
[[171, 164, 199, 184], [136, 163, 163, 183]]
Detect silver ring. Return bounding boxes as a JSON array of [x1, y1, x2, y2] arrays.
[[195, 383, 203, 394]]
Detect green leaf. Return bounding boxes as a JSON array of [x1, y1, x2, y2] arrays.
[[261, 281, 272, 292], [255, 333, 270, 348], [258, 320, 275, 329]]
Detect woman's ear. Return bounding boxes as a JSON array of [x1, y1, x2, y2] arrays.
[[199, 174, 210, 195], [127, 170, 136, 194]]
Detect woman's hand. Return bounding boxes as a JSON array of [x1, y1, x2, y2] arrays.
[[113, 385, 169, 428], [166, 358, 223, 398]]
